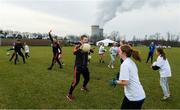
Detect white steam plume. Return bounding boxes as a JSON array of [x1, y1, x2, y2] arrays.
[[96, 0, 177, 27]]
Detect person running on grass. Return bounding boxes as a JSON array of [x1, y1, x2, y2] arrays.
[[98, 43, 106, 63], [67, 35, 91, 101], [111, 45, 146, 109], [108, 43, 118, 69], [146, 42, 156, 64], [57, 42, 65, 66], [24, 42, 30, 59], [48, 30, 63, 70], [151, 48, 172, 101], [14, 39, 25, 64]]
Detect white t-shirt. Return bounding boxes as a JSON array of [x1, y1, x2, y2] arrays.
[[119, 58, 146, 101], [152, 56, 171, 77], [25, 45, 29, 53], [99, 46, 105, 54]]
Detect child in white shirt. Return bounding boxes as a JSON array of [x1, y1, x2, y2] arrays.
[[152, 48, 171, 100], [24, 42, 30, 59]]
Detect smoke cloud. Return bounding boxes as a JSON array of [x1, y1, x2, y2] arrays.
[[96, 0, 177, 27]]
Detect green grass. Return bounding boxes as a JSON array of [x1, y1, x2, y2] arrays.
[[0, 46, 180, 109]]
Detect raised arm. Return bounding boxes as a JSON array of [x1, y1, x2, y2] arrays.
[[49, 30, 53, 43]]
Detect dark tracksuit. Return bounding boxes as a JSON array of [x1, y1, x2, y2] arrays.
[[48, 33, 62, 69], [69, 44, 90, 95], [14, 43, 25, 64], [146, 44, 155, 63]]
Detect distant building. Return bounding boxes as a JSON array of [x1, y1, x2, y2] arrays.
[[91, 25, 103, 37]]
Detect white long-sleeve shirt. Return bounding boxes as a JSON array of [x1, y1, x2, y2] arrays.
[[25, 45, 29, 53]]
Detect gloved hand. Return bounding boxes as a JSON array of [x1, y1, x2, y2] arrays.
[[110, 78, 118, 87]]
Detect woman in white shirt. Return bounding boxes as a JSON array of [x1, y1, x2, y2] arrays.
[[108, 43, 118, 68], [111, 45, 146, 109], [152, 48, 171, 100], [98, 43, 106, 63]]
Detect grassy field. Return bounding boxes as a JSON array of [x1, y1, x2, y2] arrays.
[[0, 46, 180, 109]]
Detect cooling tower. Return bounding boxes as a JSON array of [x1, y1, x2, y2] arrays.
[[99, 28, 103, 37], [91, 25, 100, 37]]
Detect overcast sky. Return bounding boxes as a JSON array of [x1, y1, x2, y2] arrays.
[[0, 0, 180, 40]]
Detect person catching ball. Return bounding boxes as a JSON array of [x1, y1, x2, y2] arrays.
[[66, 35, 92, 101]]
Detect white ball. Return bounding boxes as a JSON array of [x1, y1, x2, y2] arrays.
[[81, 43, 91, 52]]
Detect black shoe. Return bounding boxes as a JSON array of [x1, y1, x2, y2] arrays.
[[48, 67, 52, 70]]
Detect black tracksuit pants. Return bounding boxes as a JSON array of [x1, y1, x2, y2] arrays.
[[49, 53, 62, 69], [69, 66, 90, 95], [146, 52, 154, 63], [15, 51, 25, 64]]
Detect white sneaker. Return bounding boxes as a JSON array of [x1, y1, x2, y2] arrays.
[[108, 65, 111, 68], [167, 94, 171, 97], [111, 66, 114, 69], [161, 96, 170, 101]]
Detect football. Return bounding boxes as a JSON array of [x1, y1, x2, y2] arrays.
[[81, 43, 91, 52]]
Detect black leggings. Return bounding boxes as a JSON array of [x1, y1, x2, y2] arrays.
[[121, 96, 145, 110], [15, 51, 25, 64], [69, 66, 90, 95], [49, 53, 62, 69]]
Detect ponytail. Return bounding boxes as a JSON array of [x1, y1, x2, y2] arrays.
[[120, 45, 141, 62], [131, 49, 141, 62], [157, 48, 166, 60]]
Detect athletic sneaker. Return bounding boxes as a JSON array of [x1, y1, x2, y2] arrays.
[[48, 67, 52, 70], [66, 94, 75, 101], [161, 96, 170, 101], [81, 87, 89, 92], [111, 65, 114, 69], [108, 65, 111, 68]]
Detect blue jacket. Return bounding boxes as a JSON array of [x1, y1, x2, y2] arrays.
[[149, 44, 155, 53]]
